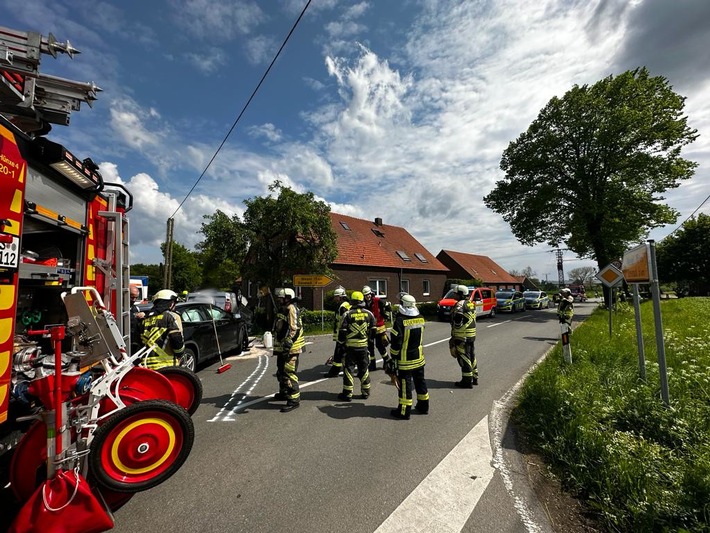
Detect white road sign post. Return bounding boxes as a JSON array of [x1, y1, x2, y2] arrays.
[[595, 263, 624, 337]]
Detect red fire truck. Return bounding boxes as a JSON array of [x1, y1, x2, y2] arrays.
[[0, 26, 199, 532]]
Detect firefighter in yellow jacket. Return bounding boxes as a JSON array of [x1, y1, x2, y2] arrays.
[[142, 289, 185, 369], [449, 285, 478, 388], [337, 291, 376, 401], [325, 286, 350, 378], [272, 288, 305, 412], [386, 293, 429, 420]]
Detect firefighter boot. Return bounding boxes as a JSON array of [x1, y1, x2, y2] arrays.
[[454, 379, 474, 389], [390, 405, 411, 420], [415, 400, 429, 415], [324, 365, 341, 378], [280, 401, 300, 413], [368, 356, 377, 372], [337, 392, 352, 402]]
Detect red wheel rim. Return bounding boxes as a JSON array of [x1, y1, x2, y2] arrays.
[[10, 421, 47, 502], [98, 408, 185, 485], [119, 367, 177, 404], [162, 372, 196, 412]]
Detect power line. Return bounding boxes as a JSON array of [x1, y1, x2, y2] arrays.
[[170, 0, 313, 219], [663, 192, 710, 239]]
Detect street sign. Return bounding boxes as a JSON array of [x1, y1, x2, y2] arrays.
[[622, 243, 651, 283], [595, 264, 624, 288], [293, 274, 333, 287]]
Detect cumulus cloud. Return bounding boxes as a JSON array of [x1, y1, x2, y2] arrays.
[[169, 0, 265, 41]]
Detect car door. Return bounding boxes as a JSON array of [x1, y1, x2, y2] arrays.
[[179, 304, 218, 363], [207, 304, 238, 353]]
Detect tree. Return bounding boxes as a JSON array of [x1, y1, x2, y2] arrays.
[[484, 68, 698, 300], [195, 210, 247, 289], [167, 242, 202, 295], [131, 263, 162, 298], [657, 213, 710, 296], [241, 181, 338, 293], [568, 266, 596, 286], [521, 266, 535, 279]]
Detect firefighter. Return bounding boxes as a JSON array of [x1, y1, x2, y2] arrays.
[[272, 288, 305, 412], [324, 286, 350, 378], [557, 288, 575, 328], [141, 289, 185, 369], [386, 293, 429, 420], [449, 285, 478, 388], [337, 291, 376, 401], [362, 285, 390, 371]]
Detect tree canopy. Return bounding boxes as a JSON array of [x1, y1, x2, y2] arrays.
[[241, 181, 338, 291], [195, 210, 246, 289], [657, 213, 710, 296], [484, 67, 698, 271]]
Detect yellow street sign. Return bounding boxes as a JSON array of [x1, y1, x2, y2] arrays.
[[622, 243, 651, 283], [596, 264, 624, 288], [293, 274, 333, 287]]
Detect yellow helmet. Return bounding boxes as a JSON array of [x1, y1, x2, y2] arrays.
[[153, 289, 178, 302], [350, 291, 364, 304]]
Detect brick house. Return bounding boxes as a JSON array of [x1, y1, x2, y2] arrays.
[[299, 213, 448, 310], [435, 249, 520, 291]]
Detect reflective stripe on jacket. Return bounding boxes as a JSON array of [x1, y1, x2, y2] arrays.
[[451, 300, 476, 341], [142, 310, 184, 369], [389, 313, 425, 370], [332, 301, 351, 341], [339, 307, 376, 349]]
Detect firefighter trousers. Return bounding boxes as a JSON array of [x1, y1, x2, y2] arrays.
[[367, 332, 388, 369], [342, 348, 370, 399], [394, 366, 429, 417], [276, 349, 300, 403], [452, 338, 478, 384]]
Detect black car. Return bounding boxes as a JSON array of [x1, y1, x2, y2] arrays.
[[175, 302, 249, 371]]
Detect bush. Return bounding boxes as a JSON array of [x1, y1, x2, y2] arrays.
[[513, 298, 710, 531]]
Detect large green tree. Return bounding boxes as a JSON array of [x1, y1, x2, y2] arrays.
[[484, 67, 698, 278], [657, 213, 710, 296], [241, 181, 338, 292], [167, 242, 202, 294], [195, 210, 247, 289]]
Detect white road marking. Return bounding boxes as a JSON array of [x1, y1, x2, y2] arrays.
[[208, 354, 270, 422], [487, 320, 511, 327], [375, 415, 495, 533]]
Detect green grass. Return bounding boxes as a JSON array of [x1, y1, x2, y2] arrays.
[[513, 298, 710, 532]]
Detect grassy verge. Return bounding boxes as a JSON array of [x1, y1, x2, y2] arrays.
[[513, 298, 710, 532]]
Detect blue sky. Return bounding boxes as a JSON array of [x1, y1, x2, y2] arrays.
[[4, 0, 710, 282]]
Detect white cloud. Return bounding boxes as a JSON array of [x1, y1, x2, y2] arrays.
[[184, 47, 228, 74], [169, 0, 265, 41], [109, 97, 166, 151]]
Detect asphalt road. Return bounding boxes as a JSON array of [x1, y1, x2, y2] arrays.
[[110, 302, 596, 533]]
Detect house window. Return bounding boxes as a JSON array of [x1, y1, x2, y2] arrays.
[[396, 250, 411, 261], [339, 221, 351, 230], [371, 228, 385, 238], [414, 252, 428, 263], [370, 279, 387, 296], [422, 279, 430, 296], [400, 279, 410, 294]]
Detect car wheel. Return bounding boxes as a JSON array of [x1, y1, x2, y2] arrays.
[[180, 347, 197, 372], [233, 325, 246, 355], [490, 307, 496, 318]]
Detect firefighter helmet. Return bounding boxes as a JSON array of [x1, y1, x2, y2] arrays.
[[153, 289, 178, 302], [455, 285, 469, 297], [560, 288, 572, 296], [351, 291, 364, 304], [333, 286, 347, 297], [400, 294, 416, 308], [362, 285, 372, 296], [275, 288, 295, 299]]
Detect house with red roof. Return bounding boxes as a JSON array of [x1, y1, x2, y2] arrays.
[[436, 250, 521, 290], [299, 213, 448, 309]]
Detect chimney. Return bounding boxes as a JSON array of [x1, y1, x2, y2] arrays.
[[374, 217, 383, 226]]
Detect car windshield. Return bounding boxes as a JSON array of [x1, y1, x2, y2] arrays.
[[496, 292, 513, 299], [523, 292, 541, 298], [443, 290, 456, 299]]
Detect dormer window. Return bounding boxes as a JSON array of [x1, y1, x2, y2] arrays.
[[372, 228, 385, 238], [340, 221, 351, 230], [396, 250, 411, 261], [414, 252, 428, 263]]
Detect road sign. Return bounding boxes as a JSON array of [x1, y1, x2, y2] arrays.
[[595, 264, 624, 288], [622, 243, 651, 283], [293, 274, 333, 287]]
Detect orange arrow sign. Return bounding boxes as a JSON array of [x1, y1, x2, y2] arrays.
[[293, 274, 333, 287]]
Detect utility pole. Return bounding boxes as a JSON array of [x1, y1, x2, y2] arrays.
[[163, 217, 174, 289], [556, 249, 565, 288]]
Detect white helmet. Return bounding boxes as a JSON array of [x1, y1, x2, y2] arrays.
[[333, 286, 347, 297], [455, 285, 469, 297], [153, 289, 178, 302], [400, 294, 416, 308], [362, 285, 372, 296], [275, 288, 295, 299], [560, 288, 572, 296]]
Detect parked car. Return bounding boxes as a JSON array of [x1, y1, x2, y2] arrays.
[[187, 290, 239, 313], [437, 286, 497, 320], [495, 290, 526, 313], [176, 302, 249, 371], [523, 290, 550, 309]]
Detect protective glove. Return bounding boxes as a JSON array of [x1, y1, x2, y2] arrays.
[[380, 333, 390, 348], [384, 357, 396, 375], [283, 337, 294, 350]]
